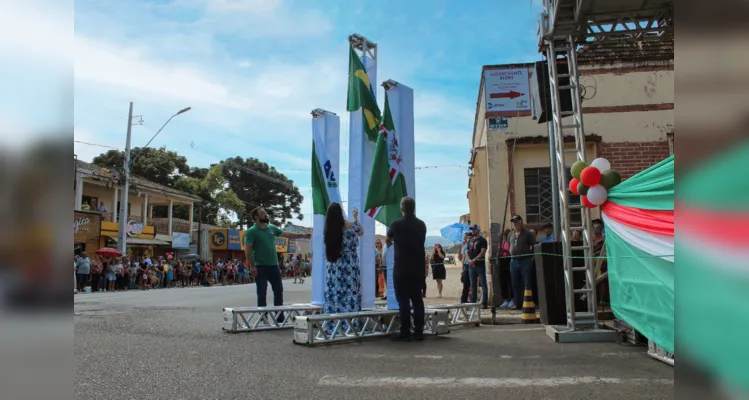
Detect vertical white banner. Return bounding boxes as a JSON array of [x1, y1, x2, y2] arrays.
[[385, 82, 415, 310], [349, 54, 377, 309], [311, 111, 341, 306], [386, 83, 416, 201]]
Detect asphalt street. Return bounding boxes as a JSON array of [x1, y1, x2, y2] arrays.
[[74, 272, 674, 400]]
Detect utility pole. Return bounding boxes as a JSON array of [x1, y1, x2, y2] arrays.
[[197, 205, 202, 258], [117, 102, 134, 255]]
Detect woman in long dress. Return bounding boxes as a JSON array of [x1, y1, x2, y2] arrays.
[[323, 203, 363, 334]]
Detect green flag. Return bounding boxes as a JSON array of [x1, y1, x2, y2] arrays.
[[346, 46, 381, 142], [364, 93, 408, 226]]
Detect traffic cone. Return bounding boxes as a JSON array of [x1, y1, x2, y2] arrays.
[[521, 287, 539, 324]]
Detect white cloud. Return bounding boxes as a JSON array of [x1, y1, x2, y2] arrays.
[[69, 0, 476, 234], [75, 36, 250, 110], [205, 0, 283, 13], [0, 0, 72, 64]]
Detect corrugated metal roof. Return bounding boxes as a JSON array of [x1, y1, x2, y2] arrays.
[[76, 159, 202, 202], [577, 36, 674, 64]]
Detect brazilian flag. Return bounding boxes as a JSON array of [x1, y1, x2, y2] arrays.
[[346, 46, 381, 142]]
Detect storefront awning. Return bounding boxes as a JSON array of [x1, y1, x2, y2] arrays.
[[111, 237, 170, 246]]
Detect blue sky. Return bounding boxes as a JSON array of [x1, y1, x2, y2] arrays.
[[4, 0, 543, 235]]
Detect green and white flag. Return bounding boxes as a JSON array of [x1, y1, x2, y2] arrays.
[[311, 123, 342, 215], [364, 92, 408, 226]]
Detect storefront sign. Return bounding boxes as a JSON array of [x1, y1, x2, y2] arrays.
[[74, 217, 91, 234], [74, 210, 102, 254], [126, 220, 144, 237], [227, 229, 242, 250], [210, 229, 228, 250], [483, 67, 531, 113], [172, 232, 190, 249], [275, 237, 288, 253]]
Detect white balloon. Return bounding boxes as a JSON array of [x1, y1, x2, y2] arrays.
[[587, 184, 608, 206], [591, 158, 611, 173]]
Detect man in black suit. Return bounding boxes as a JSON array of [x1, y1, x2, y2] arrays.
[[386, 196, 427, 342]]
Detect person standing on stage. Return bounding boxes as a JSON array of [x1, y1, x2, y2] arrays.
[[322, 203, 364, 334], [243, 206, 310, 307], [386, 197, 427, 342]]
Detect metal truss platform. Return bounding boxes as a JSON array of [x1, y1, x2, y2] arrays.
[[647, 340, 674, 367], [223, 305, 323, 333], [293, 309, 450, 346], [222, 300, 388, 333], [426, 303, 482, 328], [546, 324, 618, 343]]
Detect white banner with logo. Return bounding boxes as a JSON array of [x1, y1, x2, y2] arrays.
[[172, 232, 190, 249], [311, 111, 341, 306]]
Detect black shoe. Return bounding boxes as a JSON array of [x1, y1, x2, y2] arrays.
[[391, 335, 411, 342], [412, 333, 424, 341], [482, 304, 488, 310]]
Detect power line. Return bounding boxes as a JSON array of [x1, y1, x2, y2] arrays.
[[74, 140, 118, 149]]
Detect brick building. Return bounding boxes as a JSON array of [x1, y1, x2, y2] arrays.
[[467, 39, 674, 255]]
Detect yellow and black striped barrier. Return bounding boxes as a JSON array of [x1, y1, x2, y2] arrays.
[[521, 288, 539, 324]]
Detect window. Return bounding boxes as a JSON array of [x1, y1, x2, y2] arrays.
[[524, 167, 581, 225], [81, 196, 99, 211]]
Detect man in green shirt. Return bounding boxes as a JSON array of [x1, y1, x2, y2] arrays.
[[244, 206, 310, 307]]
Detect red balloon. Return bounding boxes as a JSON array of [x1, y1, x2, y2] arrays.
[[580, 166, 602, 187], [581, 195, 596, 208], [569, 178, 580, 195]]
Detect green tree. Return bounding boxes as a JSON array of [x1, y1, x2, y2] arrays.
[[179, 164, 245, 224], [221, 157, 303, 227], [92, 146, 189, 187]]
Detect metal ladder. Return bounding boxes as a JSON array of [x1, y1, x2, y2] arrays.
[[546, 34, 598, 330]]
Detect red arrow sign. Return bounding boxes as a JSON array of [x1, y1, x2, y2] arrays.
[[489, 90, 524, 99]]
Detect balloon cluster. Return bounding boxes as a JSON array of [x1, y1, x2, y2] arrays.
[[166, 252, 174, 261], [568, 158, 622, 208]]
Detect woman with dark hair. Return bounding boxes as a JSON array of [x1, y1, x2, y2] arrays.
[[323, 203, 364, 333], [431, 244, 446, 298]]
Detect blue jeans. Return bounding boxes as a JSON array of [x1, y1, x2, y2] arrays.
[[255, 265, 283, 307], [469, 264, 488, 305], [510, 257, 538, 307]]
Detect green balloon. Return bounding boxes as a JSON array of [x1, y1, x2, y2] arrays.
[[571, 161, 589, 180], [577, 182, 589, 195], [600, 169, 622, 189]]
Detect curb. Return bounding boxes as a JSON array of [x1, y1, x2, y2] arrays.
[[480, 313, 525, 325]]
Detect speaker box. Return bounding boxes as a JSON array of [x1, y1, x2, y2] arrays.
[[534, 242, 566, 326], [532, 59, 573, 124]]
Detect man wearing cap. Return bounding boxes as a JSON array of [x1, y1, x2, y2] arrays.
[[508, 215, 537, 309], [467, 224, 489, 308]]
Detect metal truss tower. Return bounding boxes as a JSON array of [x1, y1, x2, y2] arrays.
[[538, 0, 673, 341]]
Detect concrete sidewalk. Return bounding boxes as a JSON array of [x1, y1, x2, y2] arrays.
[[419, 264, 528, 325]]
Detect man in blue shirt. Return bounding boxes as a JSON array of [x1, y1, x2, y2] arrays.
[[541, 223, 555, 243]]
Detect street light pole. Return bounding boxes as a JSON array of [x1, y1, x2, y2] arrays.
[[116, 104, 192, 257], [130, 107, 192, 168], [116, 102, 134, 254]]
